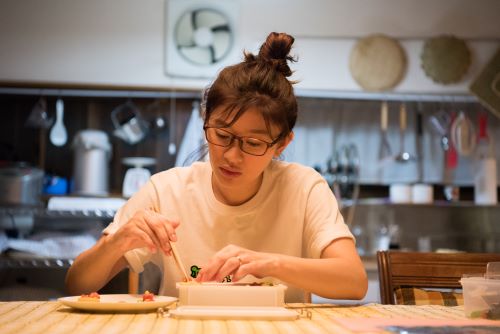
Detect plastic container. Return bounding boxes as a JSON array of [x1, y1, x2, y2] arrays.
[[176, 282, 286, 307], [389, 184, 411, 203], [460, 262, 500, 319], [411, 183, 433, 204]]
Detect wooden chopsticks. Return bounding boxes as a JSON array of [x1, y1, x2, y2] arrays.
[[149, 206, 191, 282], [169, 241, 192, 282]]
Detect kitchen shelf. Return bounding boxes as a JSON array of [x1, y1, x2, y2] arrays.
[[0, 206, 117, 220], [0, 86, 478, 102], [341, 198, 500, 208], [0, 254, 73, 269]]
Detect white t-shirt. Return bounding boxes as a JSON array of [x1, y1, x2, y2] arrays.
[[103, 160, 353, 302]]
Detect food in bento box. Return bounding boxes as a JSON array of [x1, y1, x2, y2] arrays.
[[78, 292, 100, 302], [142, 290, 155, 302]]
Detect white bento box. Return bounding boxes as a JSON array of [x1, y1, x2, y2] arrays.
[[176, 282, 287, 307]]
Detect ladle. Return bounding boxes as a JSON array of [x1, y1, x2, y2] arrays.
[[395, 102, 415, 163], [49, 98, 67, 146]]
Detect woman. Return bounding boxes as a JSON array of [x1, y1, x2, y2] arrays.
[[66, 32, 367, 302]]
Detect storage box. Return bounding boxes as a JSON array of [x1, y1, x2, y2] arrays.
[[176, 282, 287, 307], [460, 274, 500, 319]]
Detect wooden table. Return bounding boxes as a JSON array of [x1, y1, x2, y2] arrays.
[[1, 301, 498, 334]]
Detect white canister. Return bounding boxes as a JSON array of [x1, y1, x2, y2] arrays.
[[474, 158, 498, 205], [72, 130, 112, 196], [412, 184, 434, 204], [389, 184, 412, 203]]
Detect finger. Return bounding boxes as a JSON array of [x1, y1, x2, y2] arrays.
[[118, 218, 157, 252], [136, 216, 165, 253], [143, 211, 176, 254], [146, 210, 180, 244], [213, 256, 241, 282], [232, 262, 252, 282], [132, 228, 158, 253]]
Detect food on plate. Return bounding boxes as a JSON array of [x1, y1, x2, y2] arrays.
[[78, 292, 100, 302], [142, 290, 155, 302]]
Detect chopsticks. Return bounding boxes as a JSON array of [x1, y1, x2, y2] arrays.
[[149, 206, 191, 282], [169, 241, 192, 282]]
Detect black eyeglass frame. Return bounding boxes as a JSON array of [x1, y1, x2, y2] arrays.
[[203, 126, 283, 156]]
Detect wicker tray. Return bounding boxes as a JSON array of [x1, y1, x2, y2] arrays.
[[349, 34, 407, 91]]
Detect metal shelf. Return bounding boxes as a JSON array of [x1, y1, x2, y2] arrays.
[[0, 86, 478, 102], [0, 255, 73, 269], [0, 206, 117, 220]]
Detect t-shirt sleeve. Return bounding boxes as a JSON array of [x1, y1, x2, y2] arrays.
[[303, 178, 354, 259]]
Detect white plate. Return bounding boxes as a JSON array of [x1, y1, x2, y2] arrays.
[[58, 294, 177, 312], [169, 306, 299, 320]]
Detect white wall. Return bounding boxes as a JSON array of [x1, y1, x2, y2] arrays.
[[0, 0, 499, 94]]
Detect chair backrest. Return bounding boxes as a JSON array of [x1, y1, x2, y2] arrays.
[[377, 250, 500, 305]]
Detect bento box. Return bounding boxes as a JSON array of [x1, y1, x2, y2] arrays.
[[176, 282, 287, 307]]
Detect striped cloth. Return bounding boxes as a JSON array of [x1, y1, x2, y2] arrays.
[[395, 287, 464, 306]]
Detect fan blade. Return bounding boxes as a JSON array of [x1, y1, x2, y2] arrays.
[[209, 45, 216, 64], [178, 42, 196, 48], [211, 24, 230, 33], [191, 10, 199, 30]]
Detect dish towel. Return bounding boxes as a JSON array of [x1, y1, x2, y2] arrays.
[[2, 231, 96, 259], [175, 101, 207, 167]]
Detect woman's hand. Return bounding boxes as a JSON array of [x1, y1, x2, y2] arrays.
[[112, 208, 180, 256], [196, 244, 281, 282]]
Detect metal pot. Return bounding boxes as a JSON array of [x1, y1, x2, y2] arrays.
[[0, 163, 44, 206]]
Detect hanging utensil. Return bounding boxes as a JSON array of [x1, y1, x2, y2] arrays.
[[26, 97, 53, 129], [450, 110, 476, 156], [443, 112, 458, 184], [428, 108, 451, 152], [395, 102, 415, 163], [416, 102, 424, 182], [49, 98, 68, 146], [168, 92, 177, 155], [111, 99, 148, 145], [145, 99, 169, 136], [378, 101, 392, 164]]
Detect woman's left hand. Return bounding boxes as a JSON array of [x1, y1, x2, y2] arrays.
[[196, 244, 280, 282]]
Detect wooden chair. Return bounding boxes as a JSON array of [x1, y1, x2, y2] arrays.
[[377, 250, 500, 305]]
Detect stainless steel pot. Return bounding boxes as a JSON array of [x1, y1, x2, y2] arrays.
[[0, 163, 44, 206]]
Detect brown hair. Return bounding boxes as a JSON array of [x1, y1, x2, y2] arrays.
[[203, 32, 298, 141]]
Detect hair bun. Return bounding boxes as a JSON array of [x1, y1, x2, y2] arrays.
[[257, 32, 296, 77]]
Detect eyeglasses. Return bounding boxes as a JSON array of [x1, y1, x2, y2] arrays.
[[204, 127, 280, 156]]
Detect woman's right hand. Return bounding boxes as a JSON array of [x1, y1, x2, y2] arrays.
[[111, 208, 180, 255]]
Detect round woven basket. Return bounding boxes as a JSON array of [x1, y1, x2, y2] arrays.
[[421, 35, 471, 84], [349, 34, 407, 91]]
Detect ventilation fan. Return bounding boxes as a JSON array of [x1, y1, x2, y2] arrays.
[[165, 0, 239, 78]]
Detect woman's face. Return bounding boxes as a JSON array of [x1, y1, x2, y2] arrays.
[[206, 106, 291, 205]]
